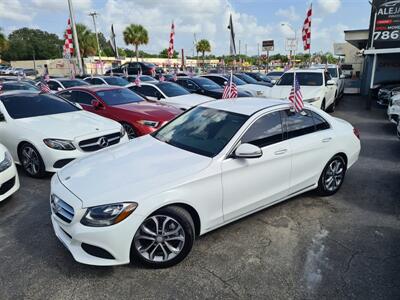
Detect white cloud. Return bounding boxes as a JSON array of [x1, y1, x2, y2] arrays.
[[317, 0, 341, 14], [0, 0, 34, 22], [31, 0, 92, 12], [275, 6, 300, 21]]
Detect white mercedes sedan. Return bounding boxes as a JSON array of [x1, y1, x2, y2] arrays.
[[0, 91, 129, 178], [0, 143, 19, 202], [50, 98, 360, 268]]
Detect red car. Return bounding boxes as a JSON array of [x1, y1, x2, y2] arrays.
[[57, 86, 181, 139]]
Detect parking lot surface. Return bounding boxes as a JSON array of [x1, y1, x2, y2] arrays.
[[0, 95, 399, 299]]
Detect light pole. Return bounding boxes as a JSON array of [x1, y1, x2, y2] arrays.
[[368, 1, 378, 110], [89, 11, 103, 74], [281, 22, 297, 66]]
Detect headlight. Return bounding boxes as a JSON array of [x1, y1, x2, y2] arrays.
[[303, 97, 321, 103], [138, 120, 159, 128], [81, 202, 138, 227], [0, 151, 12, 172], [393, 99, 400, 106], [120, 126, 126, 138], [43, 139, 76, 150]]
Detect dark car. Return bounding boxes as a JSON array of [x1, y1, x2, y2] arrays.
[[234, 73, 273, 87], [57, 85, 181, 139], [105, 62, 156, 76], [154, 73, 175, 81], [266, 71, 284, 81], [175, 76, 250, 99], [245, 72, 272, 84], [0, 81, 39, 91], [123, 75, 158, 84], [83, 76, 129, 86], [376, 82, 400, 106], [42, 78, 89, 92]]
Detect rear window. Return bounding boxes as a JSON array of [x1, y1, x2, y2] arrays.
[[96, 88, 143, 105], [277, 73, 323, 86], [1, 82, 38, 91], [156, 82, 190, 97], [60, 79, 89, 88], [1, 93, 79, 119], [103, 77, 129, 86]]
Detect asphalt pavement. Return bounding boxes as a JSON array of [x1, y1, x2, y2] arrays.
[[0, 95, 399, 299]]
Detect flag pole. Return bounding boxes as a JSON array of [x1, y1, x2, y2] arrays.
[[67, 0, 83, 75]]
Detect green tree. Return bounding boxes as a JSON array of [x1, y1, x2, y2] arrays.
[[75, 23, 97, 57], [0, 27, 8, 59], [2, 28, 62, 61], [159, 48, 178, 58], [123, 24, 149, 61], [196, 39, 211, 65]]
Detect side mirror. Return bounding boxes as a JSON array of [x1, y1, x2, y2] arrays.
[[233, 143, 262, 159], [0, 112, 6, 122], [91, 99, 104, 110], [327, 80, 336, 86], [340, 74, 346, 79], [271, 79, 277, 84], [57, 87, 63, 91], [74, 103, 83, 109]]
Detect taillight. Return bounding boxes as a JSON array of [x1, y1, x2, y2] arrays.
[[353, 128, 360, 139]]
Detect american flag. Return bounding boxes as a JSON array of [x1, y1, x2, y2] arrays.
[[63, 19, 74, 58], [167, 22, 175, 59], [288, 73, 304, 112], [172, 70, 177, 81], [222, 72, 238, 99], [302, 4, 312, 51], [159, 74, 165, 82], [134, 70, 142, 87], [40, 79, 51, 93]]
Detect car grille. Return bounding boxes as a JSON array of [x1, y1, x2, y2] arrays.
[[0, 177, 15, 195], [78, 132, 120, 152], [51, 195, 74, 223]]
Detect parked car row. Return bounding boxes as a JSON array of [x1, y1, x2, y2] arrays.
[[0, 66, 38, 76]]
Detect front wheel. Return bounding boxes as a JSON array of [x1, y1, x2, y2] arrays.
[[316, 155, 347, 196], [121, 123, 137, 139], [132, 206, 195, 268], [19, 143, 46, 178]]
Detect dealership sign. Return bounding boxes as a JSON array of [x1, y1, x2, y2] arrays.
[[370, 0, 400, 48], [262, 40, 274, 51]]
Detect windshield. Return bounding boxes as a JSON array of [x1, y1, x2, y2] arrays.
[[327, 68, 338, 78], [103, 77, 129, 86], [157, 82, 190, 97], [229, 76, 246, 86], [96, 88, 143, 105], [1, 93, 79, 119], [2, 82, 39, 91], [235, 74, 258, 84], [277, 73, 323, 86], [267, 72, 284, 77], [193, 78, 221, 89], [153, 106, 248, 157], [61, 79, 89, 88]]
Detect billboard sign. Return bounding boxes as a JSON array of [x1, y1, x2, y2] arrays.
[[370, 0, 400, 48], [285, 38, 297, 51], [262, 40, 274, 51]]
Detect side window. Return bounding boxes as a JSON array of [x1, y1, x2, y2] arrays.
[[324, 72, 331, 84], [205, 76, 225, 86], [93, 78, 104, 85], [285, 109, 315, 139], [58, 91, 73, 101], [338, 68, 342, 76], [72, 91, 95, 105], [136, 85, 158, 97], [48, 81, 61, 91], [84, 78, 93, 84], [312, 111, 330, 131], [241, 111, 283, 148], [187, 80, 199, 90], [177, 79, 188, 88]]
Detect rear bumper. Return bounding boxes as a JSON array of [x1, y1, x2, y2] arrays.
[[0, 163, 20, 202]]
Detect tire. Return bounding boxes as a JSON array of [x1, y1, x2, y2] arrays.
[[131, 206, 195, 268], [321, 99, 326, 111], [316, 155, 347, 196], [121, 122, 137, 139], [18, 143, 46, 178], [327, 99, 336, 113]]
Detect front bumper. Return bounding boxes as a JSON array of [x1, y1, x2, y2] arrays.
[[0, 163, 20, 202], [387, 104, 400, 124], [50, 174, 144, 266]]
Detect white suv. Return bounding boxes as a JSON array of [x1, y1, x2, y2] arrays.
[[311, 64, 345, 100], [267, 69, 337, 112]]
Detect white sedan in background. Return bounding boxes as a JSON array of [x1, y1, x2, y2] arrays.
[[267, 69, 337, 112], [50, 97, 360, 268], [0, 144, 19, 202], [311, 64, 346, 99], [127, 81, 213, 110], [0, 91, 128, 178]]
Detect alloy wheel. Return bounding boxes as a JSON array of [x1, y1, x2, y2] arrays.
[[134, 215, 186, 262], [324, 159, 344, 192], [21, 146, 40, 176], [122, 123, 136, 139]]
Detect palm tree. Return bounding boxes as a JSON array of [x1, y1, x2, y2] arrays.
[[75, 24, 97, 57], [196, 39, 211, 66], [123, 24, 149, 61]]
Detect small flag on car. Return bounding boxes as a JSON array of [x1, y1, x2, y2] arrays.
[[222, 71, 238, 99], [40, 79, 51, 93], [159, 74, 165, 82], [173, 70, 177, 81], [134, 69, 142, 87], [288, 73, 304, 112]]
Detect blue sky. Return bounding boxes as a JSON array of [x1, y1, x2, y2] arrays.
[[0, 0, 371, 56]]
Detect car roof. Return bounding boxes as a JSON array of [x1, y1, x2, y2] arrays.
[[0, 90, 41, 97], [64, 85, 124, 92], [284, 69, 324, 74], [53, 78, 85, 82], [312, 64, 338, 68], [199, 98, 290, 115]]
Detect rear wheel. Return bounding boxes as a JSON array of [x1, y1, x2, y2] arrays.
[[317, 155, 347, 196], [121, 122, 137, 139], [18, 143, 46, 178], [132, 206, 195, 268], [327, 99, 336, 113], [321, 99, 326, 111]]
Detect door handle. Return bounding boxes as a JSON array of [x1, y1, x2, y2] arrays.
[[322, 137, 332, 143], [274, 149, 288, 155]]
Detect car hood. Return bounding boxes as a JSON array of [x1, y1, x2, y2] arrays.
[[112, 101, 181, 120], [58, 135, 212, 207], [267, 85, 325, 100], [16, 110, 120, 139], [166, 94, 213, 108]]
